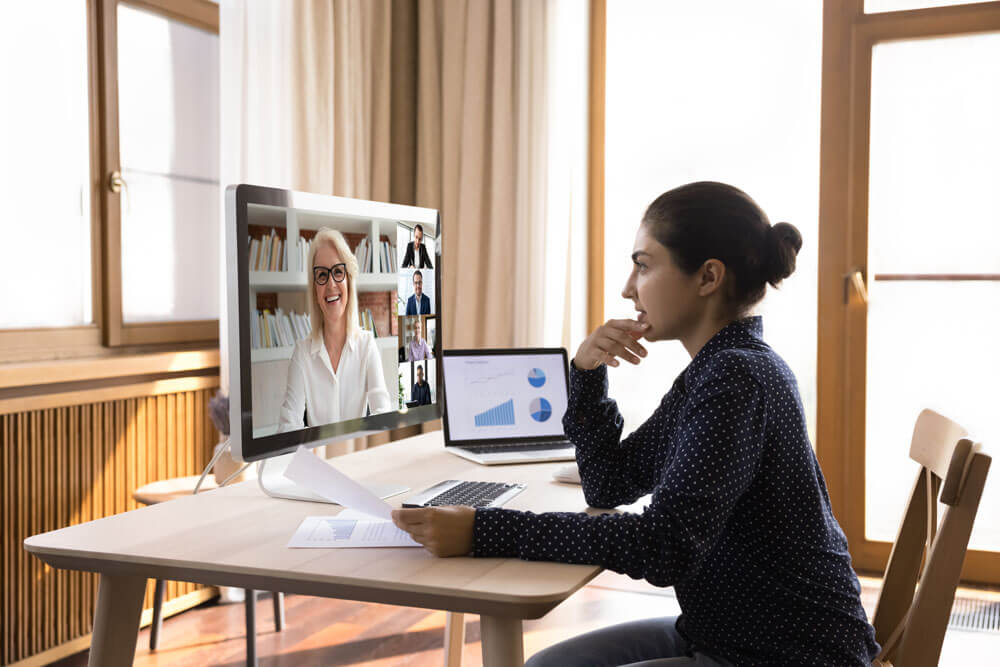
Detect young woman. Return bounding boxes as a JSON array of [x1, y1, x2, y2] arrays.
[[392, 182, 880, 666]]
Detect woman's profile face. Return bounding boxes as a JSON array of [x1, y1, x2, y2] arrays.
[[621, 222, 702, 342], [314, 242, 348, 326]]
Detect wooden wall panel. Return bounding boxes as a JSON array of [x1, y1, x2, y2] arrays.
[[1, 386, 220, 666]]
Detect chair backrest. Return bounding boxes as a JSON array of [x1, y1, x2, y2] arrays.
[[871, 409, 992, 667]]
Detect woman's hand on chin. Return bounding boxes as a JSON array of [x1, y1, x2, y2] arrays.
[[573, 319, 649, 369], [391, 506, 476, 557]]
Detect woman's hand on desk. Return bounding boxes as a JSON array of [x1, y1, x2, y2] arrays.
[[573, 319, 649, 369], [391, 506, 476, 557]]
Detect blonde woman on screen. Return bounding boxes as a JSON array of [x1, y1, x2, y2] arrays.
[[278, 228, 392, 430]]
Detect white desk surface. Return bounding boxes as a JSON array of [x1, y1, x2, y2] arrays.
[[25, 431, 602, 620]]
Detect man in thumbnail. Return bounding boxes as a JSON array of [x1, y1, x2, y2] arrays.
[[405, 270, 431, 315], [401, 223, 433, 269], [407, 318, 431, 361], [412, 365, 432, 405]]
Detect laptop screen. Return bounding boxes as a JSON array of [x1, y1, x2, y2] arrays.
[[441, 349, 569, 444]]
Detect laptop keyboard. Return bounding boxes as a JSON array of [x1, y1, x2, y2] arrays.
[[462, 442, 574, 454], [421, 481, 523, 508]]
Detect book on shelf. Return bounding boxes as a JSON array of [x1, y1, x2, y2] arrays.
[[358, 308, 380, 337], [354, 237, 371, 273], [272, 309, 286, 346], [251, 308, 313, 350], [250, 307, 260, 348], [261, 229, 273, 271], [248, 228, 307, 272], [382, 240, 396, 274], [248, 228, 276, 271], [269, 235, 280, 271], [297, 236, 311, 273]]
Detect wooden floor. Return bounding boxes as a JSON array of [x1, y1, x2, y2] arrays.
[[50, 572, 999, 666]]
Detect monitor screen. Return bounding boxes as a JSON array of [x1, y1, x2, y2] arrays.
[[226, 184, 442, 462], [441, 350, 569, 444]]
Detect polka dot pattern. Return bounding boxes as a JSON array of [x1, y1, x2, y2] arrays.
[[472, 317, 880, 665]]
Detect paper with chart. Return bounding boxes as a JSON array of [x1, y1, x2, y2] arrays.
[[283, 445, 392, 520], [288, 509, 420, 548], [283, 447, 419, 548]]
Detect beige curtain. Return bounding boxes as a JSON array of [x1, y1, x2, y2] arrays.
[[220, 0, 410, 268], [289, 0, 395, 201], [415, 0, 549, 349]]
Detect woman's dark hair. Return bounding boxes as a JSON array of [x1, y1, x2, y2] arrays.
[[642, 181, 802, 314], [414, 224, 423, 233]]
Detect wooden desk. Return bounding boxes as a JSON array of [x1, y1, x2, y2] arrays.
[[24, 432, 601, 666]]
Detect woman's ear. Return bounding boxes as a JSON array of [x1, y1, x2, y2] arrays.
[[698, 259, 726, 297]]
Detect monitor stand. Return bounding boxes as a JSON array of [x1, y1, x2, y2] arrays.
[[256, 452, 409, 504]]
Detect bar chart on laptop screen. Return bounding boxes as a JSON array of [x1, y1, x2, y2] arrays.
[[445, 355, 567, 441]]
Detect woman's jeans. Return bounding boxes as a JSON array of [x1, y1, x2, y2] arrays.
[[525, 616, 735, 667]]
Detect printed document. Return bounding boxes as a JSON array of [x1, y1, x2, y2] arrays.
[[288, 509, 420, 548], [283, 445, 393, 519], [283, 447, 420, 548]]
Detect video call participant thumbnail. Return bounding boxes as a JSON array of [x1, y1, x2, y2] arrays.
[[401, 223, 433, 269], [405, 270, 431, 315], [278, 228, 392, 430], [407, 318, 431, 361], [412, 365, 431, 406]]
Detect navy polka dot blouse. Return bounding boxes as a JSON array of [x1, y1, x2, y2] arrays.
[[472, 317, 880, 665]]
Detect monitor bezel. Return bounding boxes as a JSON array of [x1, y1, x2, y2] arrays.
[[440, 347, 570, 448], [226, 183, 443, 462]]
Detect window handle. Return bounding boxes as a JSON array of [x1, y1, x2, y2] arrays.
[[107, 170, 131, 214], [846, 269, 869, 305], [108, 170, 125, 194]]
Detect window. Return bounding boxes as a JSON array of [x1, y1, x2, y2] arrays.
[[0, 2, 94, 330], [864, 31, 1000, 551], [601, 0, 822, 439], [117, 4, 220, 326], [0, 0, 220, 361]]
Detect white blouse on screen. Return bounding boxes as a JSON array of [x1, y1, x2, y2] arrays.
[[278, 331, 392, 431]]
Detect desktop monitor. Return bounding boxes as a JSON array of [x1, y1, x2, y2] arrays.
[[225, 184, 443, 469]]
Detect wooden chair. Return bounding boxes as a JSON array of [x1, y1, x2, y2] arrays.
[[870, 409, 992, 667]]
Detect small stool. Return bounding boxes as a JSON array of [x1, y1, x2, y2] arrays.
[[133, 475, 285, 666]]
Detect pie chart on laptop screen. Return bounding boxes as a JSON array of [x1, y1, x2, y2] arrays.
[[528, 367, 546, 388], [529, 397, 552, 422]]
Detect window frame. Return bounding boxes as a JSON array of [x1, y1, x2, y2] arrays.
[[817, 0, 1000, 584], [587, 0, 606, 332], [98, 0, 220, 346], [0, 0, 220, 363]]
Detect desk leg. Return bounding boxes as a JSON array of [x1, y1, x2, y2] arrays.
[[444, 612, 465, 667], [89, 573, 146, 667], [480, 615, 523, 667]]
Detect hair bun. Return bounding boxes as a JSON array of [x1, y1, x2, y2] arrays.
[[765, 222, 802, 286]]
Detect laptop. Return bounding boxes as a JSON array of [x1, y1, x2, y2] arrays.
[[440, 348, 577, 465]]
